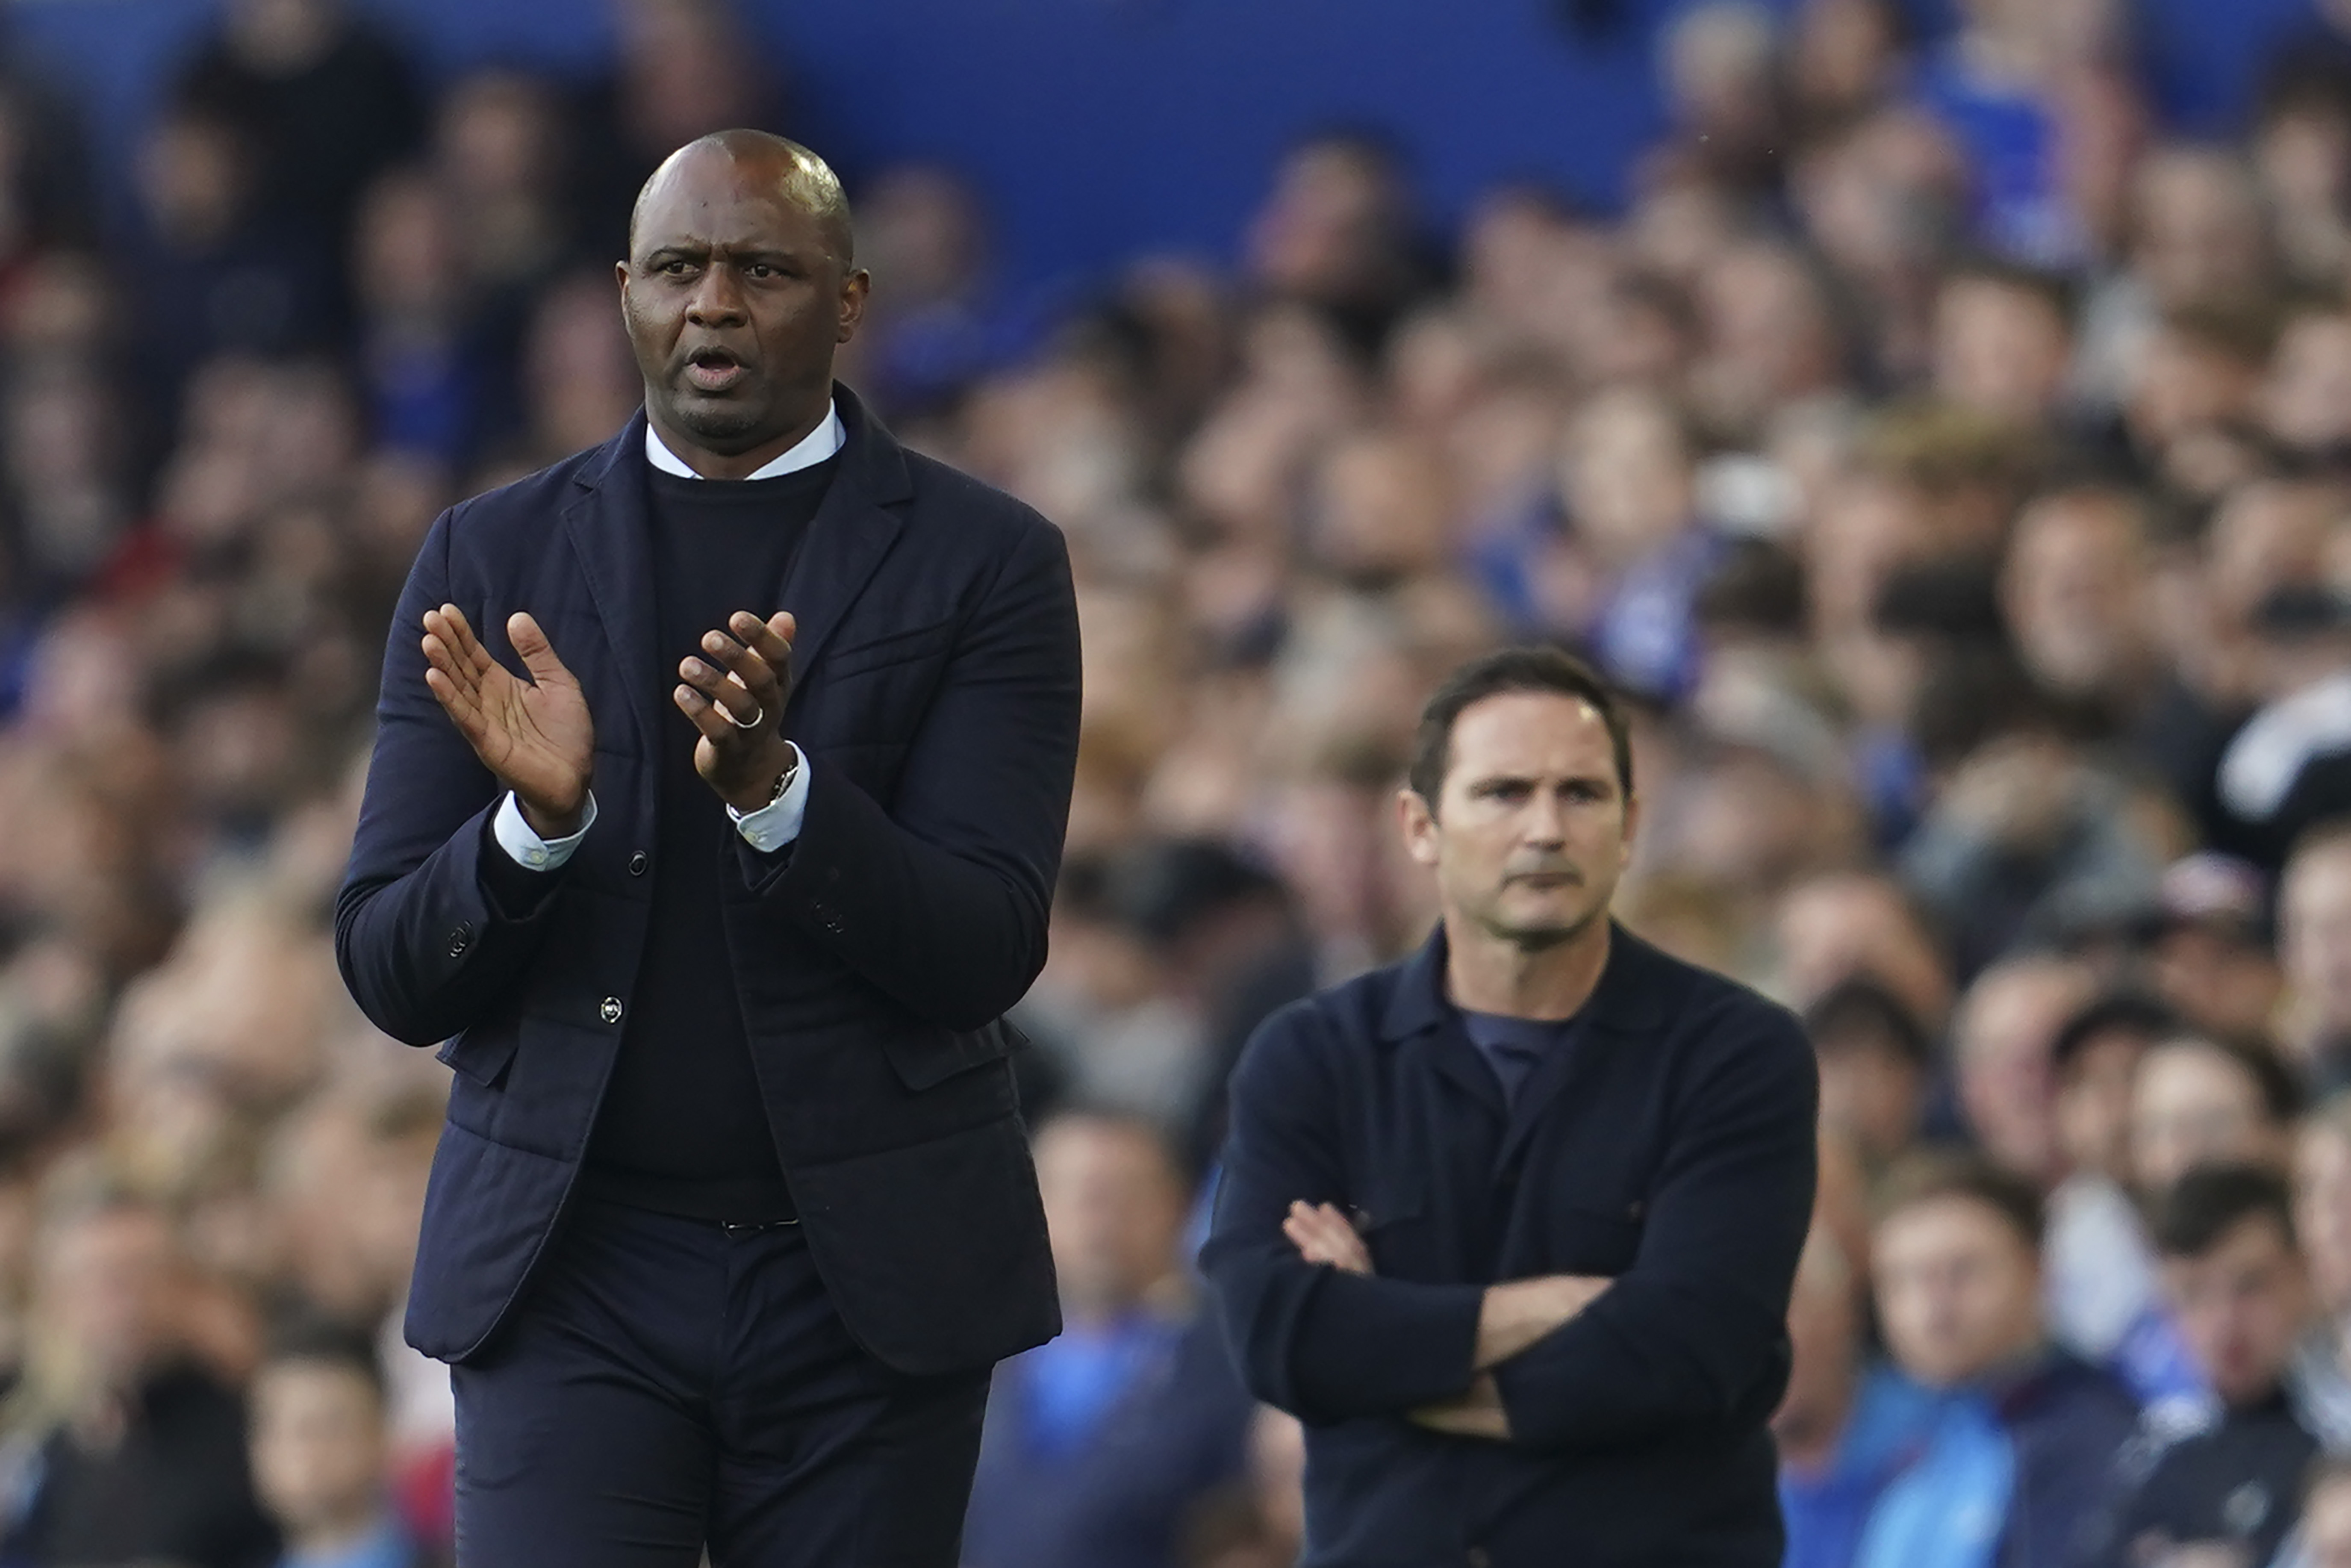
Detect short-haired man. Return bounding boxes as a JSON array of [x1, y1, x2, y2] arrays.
[[1856, 1155, 2139, 1568], [963, 1109, 1254, 1568], [2080, 1164, 2321, 1568], [250, 1322, 427, 1568], [1202, 647, 1818, 1565], [1804, 978, 1932, 1172]]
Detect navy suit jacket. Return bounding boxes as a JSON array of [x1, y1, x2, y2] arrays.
[[336, 386, 1081, 1375], [1201, 925, 1818, 1567]]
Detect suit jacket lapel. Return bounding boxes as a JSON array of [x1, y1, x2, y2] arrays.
[[562, 411, 663, 756], [774, 384, 910, 717]]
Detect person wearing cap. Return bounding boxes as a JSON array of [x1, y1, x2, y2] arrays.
[[2142, 852, 2285, 1045]]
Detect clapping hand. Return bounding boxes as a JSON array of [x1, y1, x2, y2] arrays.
[[674, 610, 799, 813], [421, 604, 593, 838]]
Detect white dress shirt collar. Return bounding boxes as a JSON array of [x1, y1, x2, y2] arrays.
[[644, 401, 845, 480]]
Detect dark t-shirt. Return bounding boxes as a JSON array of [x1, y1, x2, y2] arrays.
[[1457, 1009, 1580, 1106], [580, 456, 835, 1220]]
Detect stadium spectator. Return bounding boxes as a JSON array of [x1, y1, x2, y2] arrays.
[[1856, 1153, 2138, 1568], [0, 1186, 279, 1567], [2290, 1096, 2351, 1447], [1952, 954, 2099, 1186], [2139, 852, 2283, 1044], [2044, 992, 2175, 1371], [963, 1110, 1252, 1568], [2080, 1164, 2321, 1568], [1775, 1224, 1940, 1568], [2286, 823, 2351, 1091], [2107, 1032, 2305, 1409], [247, 1321, 427, 1568], [1805, 977, 1933, 1172], [2132, 1033, 2301, 1197], [173, 0, 426, 256]]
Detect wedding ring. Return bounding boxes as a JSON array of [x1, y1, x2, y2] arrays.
[[726, 702, 766, 731]]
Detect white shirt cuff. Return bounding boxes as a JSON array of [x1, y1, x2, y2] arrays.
[[493, 790, 597, 871], [728, 743, 810, 853]]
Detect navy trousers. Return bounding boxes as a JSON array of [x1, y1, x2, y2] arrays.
[[451, 1194, 992, 1567]]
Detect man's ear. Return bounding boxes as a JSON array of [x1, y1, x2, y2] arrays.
[[1398, 787, 1441, 868], [837, 268, 872, 344], [1618, 790, 1641, 867]]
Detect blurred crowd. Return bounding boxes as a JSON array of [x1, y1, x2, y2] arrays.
[[0, 0, 2333, 1562]]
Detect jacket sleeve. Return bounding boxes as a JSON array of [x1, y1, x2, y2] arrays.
[[1490, 1001, 1818, 1449], [734, 513, 1082, 1032], [333, 506, 571, 1045], [1198, 1005, 1487, 1425]]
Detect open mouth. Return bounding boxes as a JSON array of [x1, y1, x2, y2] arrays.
[[682, 347, 747, 393]]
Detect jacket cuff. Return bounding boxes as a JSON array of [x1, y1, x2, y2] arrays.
[[478, 811, 569, 921]]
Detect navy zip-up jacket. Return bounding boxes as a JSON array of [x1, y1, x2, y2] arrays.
[[1201, 925, 1818, 1567]]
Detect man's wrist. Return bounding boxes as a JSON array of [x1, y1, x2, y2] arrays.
[[1474, 1276, 1607, 1370], [518, 794, 587, 840], [723, 749, 800, 817]]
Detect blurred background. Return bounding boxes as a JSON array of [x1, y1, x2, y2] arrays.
[[0, 0, 2337, 1564]]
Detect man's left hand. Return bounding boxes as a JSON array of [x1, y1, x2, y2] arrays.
[[1285, 1200, 1372, 1274], [1286, 1197, 1519, 1441], [677, 610, 799, 812]]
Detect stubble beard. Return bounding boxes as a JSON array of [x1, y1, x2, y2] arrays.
[[1475, 891, 1606, 955]]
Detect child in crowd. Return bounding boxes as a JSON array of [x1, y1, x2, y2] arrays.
[[249, 1321, 431, 1568]]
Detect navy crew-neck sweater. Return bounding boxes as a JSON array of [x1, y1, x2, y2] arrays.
[[579, 456, 835, 1222]]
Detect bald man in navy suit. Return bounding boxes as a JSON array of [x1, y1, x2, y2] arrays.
[[337, 131, 1080, 1567]]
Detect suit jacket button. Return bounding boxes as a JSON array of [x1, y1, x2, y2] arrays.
[[599, 996, 624, 1025], [447, 923, 473, 958], [628, 851, 649, 877]]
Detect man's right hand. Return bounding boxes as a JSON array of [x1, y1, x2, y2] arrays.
[[421, 604, 594, 837]]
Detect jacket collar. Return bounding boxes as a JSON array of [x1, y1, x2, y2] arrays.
[[562, 383, 912, 754], [1377, 918, 1670, 1045]]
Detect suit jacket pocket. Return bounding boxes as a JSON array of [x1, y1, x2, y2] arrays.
[[882, 1016, 1027, 1092], [1355, 1174, 1431, 1277], [436, 1024, 518, 1090]]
